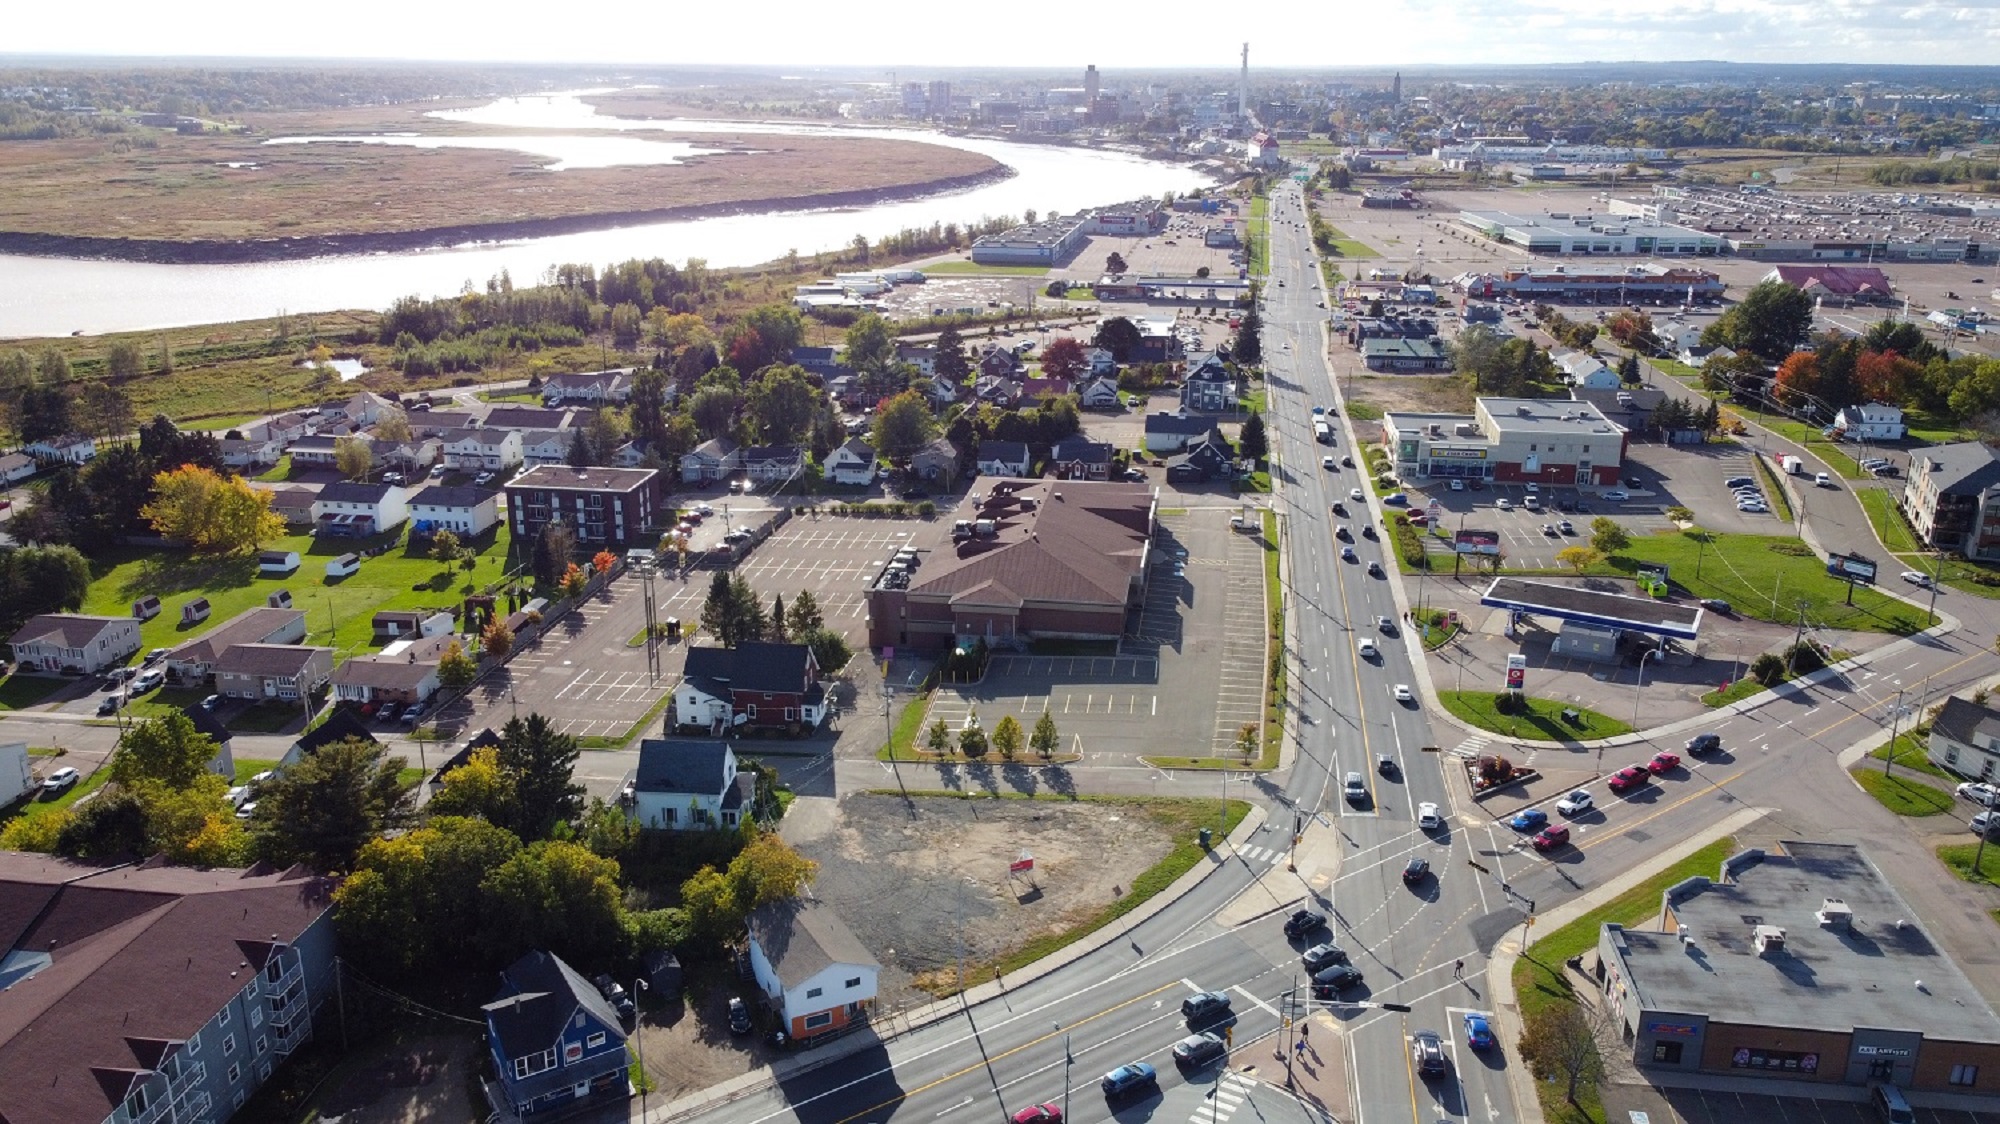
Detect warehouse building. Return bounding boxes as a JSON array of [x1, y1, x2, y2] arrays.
[[971, 217, 1089, 265], [1458, 264, 1726, 305], [1597, 842, 2000, 1094], [1382, 398, 1627, 486], [1458, 211, 1724, 256]]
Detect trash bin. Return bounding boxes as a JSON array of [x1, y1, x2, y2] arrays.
[[1561, 708, 1581, 726], [1199, 827, 1213, 849]]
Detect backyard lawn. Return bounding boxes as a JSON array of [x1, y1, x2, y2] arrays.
[[79, 524, 519, 661]]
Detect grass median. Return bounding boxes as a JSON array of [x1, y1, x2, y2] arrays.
[[1437, 690, 1633, 740], [1581, 530, 1930, 635]]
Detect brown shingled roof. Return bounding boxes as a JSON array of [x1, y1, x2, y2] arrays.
[[911, 480, 1151, 609]]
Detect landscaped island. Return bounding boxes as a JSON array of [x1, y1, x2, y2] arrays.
[[0, 103, 1009, 263]]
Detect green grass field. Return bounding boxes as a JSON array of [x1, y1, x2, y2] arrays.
[[1851, 766, 1955, 816], [1579, 531, 1929, 635], [1648, 357, 1702, 383], [1700, 678, 1770, 708], [921, 261, 1050, 277], [1938, 842, 2000, 884], [1856, 487, 1920, 552], [79, 524, 518, 662], [1436, 690, 1633, 740], [1248, 195, 1270, 276], [0, 674, 68, 712], [1868, 732, 1950, 778]]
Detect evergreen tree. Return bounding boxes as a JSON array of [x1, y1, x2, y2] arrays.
[[1239, 411, 1270, 462]]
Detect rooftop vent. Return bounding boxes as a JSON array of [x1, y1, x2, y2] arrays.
[[1817, 898, 1854, 930], [1753, 925, 1787, 956]]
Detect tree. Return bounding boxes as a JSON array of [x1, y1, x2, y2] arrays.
[[748, 364, 818, 443], [0, 545, 92, 638], [926, 719, 952, 756], [533, 520, 577, 588], [724, 303, 806, 373], [252, 736, 414, 874], [438, 640, 478, 687], [786, 589, 824, 637], [1617, 354, 1641, 386], [1105, 251, 1128, 274], [1517, 1002, 1607, 1109], [1773, 350, 1822, 411], [769, 594, 788, 642], [1239, 410, 1270, 462], [1093, 317, 1143, 363], [335, 435, 374, 480], [841, 313, 897, 376], [799, 626, 852, 674], [630, 368, 671, 449], [1665, 505, 1694, 525], [1603, 309, 1655, 350], [1233, 300, 1264, 365], [482, 839, 628, 966], [560, 561, 589, 600], [137, 775, 246, 867], [1751, 651, 1788, 686], [374, 407, 413, 444], [959, 723, 989, 758], [1031, 710, 1059, 759], [429, 528, 465, 565], [992, 715, 1023, 761], [872, 390, 938, 459], [1706, 279, 1814, 361], [1235, 722, 1259, 759], [1589, 517, 1630, 555], [139, 464, 285, 556], [106, 340, 145, 381], [494, 712, 585, 841], [725, 830, 819, 911], [1039, 336, 1088, 382], [111, 712, 219, 790], [687, 383, 742, 440], [566, 426, 595, 468], [426, 746, 518, 824], [333, 816, 525, 976], [933, 325, 971, 383], [700, 571, 767, 648], [77, 381, 134, 439], [592, 549, 618, 575], [482, 618, 515, 659], [55, 789, 151, 859], [1555, 545, 1602, 574]]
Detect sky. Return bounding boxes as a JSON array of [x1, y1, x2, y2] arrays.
[[9, 0, 2000, 69]]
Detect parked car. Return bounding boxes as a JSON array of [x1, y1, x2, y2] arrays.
[[201, 694, 223, 711], [1532, 824, 1572, 852], [401, 703, 428, 725], [96, 695, 122, 716], [1957, 782, 2000, 808], [727, 996, 753, 1034], [1181, 991, 1232, 1023], [376, 702, 400, 723], [1496, 497, 1513, 511], [1172, 1032, 1227, 1068], [1558, 519, 1576, 535], [41, 767, 80, 796], [1100, 1062, 1158, 1098], [1608, 765, 1650, 793], [1283, 909, 1328, 940], [143, 647, 167, 665], [1556, 789, 1595, 816], [1603, 489, 1630, 501], [474, 471, 496, 486], [1698, 599, 1732, 614]]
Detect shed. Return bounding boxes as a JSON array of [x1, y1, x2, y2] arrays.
[[180, 598, 212, 625], [258, 550, 302, 576], [131, 595, 162, 621], [642, 949, 684, 1001]]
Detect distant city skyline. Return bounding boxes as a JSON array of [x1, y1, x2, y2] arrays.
[[12, 0, 2000, 70]]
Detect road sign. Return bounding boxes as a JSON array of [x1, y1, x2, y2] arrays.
[[1506, 654, 1527, 691]]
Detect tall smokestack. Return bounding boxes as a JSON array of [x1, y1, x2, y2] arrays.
[[1239, 43, 1250, 119]]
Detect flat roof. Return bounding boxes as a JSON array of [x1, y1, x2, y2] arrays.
[[1611, 842, 2000, 1043], [1478, 398, 1624, 438], [504, 465, 658, 493], [1481, 577, 1702, 640], [1461, 210, 1718, 243]]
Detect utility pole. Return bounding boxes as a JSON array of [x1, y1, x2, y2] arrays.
[[1787, 598, 1808, 676], [1883, 682, 1906, 779]]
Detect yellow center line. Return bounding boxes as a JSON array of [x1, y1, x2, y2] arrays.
[[1575, 772, 1741, 854], [832, 980, 1184, 1124]]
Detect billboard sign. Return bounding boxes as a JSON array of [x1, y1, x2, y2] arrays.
[[1505, 654, 1527, 691], [1826, 553, 1878, 584], [1455, 529, 1502, 555]]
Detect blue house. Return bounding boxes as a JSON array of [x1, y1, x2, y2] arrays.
[[482, 951, 631, 1118]]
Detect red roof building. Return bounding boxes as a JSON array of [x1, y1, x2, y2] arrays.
[[1765, 265, 1894, 303]]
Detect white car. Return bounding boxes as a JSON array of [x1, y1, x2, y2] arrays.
[[474, 471, 496, 486], [1901, 571, 1934, 588], [1322, 456, 1336, 470], [1496, 497, 1513, 511], [1556, 789, 1594, 816], [1603, 489, 1630, 501], [1358, 638, 1379, 659], [1392, 684, 1414, 703], [1958, 782, 2000, 807], [1349, 488, 1364, 502], [1417, 802, 1443, 831]]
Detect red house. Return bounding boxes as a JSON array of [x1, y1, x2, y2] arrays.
[[674, 643, 827, 736]]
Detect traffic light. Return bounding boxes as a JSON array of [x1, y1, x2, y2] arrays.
[[1377, 1002, 1412, 1013]]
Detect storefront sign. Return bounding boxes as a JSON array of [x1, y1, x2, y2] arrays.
[[1505, 654, 1527, 691], [1429, 446, 1488, 459], [1646, 1022, 1698, 1038], [1857, 1045, 1912, 1058], [1732, 1048, 1818, 1072]]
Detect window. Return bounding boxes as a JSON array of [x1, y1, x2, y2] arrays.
[[804, 1011, 833, 1030], [513, 1048, 557, 1080], [745, 705, 758, 720], [565, 1042, 584, 1065], [255, 1036, 268, 1056], [587, 1032, 606, 1049], [186, 1031, 202, 1055], [232, 1091, 246, 1110], [661, 807, 676, 826], [227, 1064, 241, 1085], [846, 977, 862, 989], [807, 987, 823, 999], [249, 1006, 263, 1028], [218, 1006, 230, 1027], [259, 1062, 271, 1082], [223, 1034, 237, 1056], [1950, 1064, 1980, 1087]]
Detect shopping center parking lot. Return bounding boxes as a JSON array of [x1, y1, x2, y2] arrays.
[[921, 511, 1267, 762], [1605, 1083, 2000, 1124]]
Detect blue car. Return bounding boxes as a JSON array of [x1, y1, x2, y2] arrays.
[[1100, 1062, 1157, 1098], [1509, 808, 1548, 832], [1464, 1012, 1495, 1050], [1384, 492, 1408, 506]]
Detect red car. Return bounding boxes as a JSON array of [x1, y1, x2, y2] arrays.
[[1532, 824, 1572, 852], [1647, 752, 1681, 775], [1608, 766, 1650, 793], [1011, 1104, 1063, 1124], [1408, 512, 1430, 526]]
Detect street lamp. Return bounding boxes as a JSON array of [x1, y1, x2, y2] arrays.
[[1633, 646, 1662, 727], [633, 977, 649, 1117], [1883, 681, 1906, 779], [1055, 1025, 1072, 1124]]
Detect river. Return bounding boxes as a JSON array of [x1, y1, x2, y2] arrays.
[[0, 92, 1213, 338]]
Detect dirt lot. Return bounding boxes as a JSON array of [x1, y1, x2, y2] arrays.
[[311, 1031, 481, 1124], [801, 793, 1185, 1007]]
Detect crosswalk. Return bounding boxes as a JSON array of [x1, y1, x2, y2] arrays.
[[1184, 1072, 1260, 1123], [1234, 844, 1288, 867], [1446, 734, 1491, 760]]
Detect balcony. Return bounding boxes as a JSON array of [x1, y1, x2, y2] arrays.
[[167, 1061, 206, 1100], [271, 1016, 310, 1058]]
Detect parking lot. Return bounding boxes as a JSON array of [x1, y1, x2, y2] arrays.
[[921, 510, 1268, 760], [1604, 1081, 2000, 1124]]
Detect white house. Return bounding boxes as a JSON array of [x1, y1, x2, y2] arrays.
[[542, 369, 634, 406], [631, 738, 753, 830], [1930, 696, 2000, 782], [1553, 348, 1611, 386], [330, 634, 451, 706], [163, 607, 308, 684], [742, 445, 805, 484], [746, 899, 880, 1041], [1077, 377, 1122, 410], [22, 434, 95, 465], [1083, 346, 1118, 376], [0, 451, 37, 484], [213, 643, 334, 702], [287, 435, 343, 467], [518, 429, 571, 467], [311, 481, 411, 537], [219, 435, 284, 470], [681, 438, 742, 484], [975, 440, 1031, 477], [409, 484, 501, 537], [895, 343, 938, 376], [823, 439, 879, 487], [325, 390, 397, 427], [5, 615, 141, 675], [1832, 403, 1906, 442], [441, 428, 524, 471]]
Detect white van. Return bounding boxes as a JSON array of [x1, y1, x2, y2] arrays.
[[325, 553, 361, 579], [1870, 1083, 1915, 1124]]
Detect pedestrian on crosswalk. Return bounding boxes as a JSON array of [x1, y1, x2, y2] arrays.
[[1453, 958, 1464, 979]]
